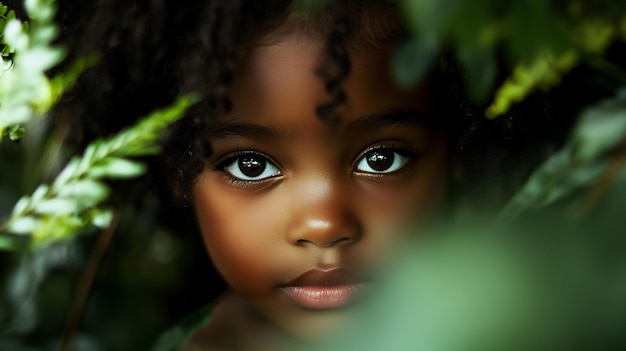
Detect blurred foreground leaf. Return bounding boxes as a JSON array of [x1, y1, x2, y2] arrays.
[[0, 0, 63, 140], [319, 220, 626, 351], [499, 89, 626, 220], [0, 95, 196, 248]]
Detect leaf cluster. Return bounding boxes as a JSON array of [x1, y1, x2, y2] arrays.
[[394, 0, 626, 117], [0, 0, 94, 141], [0, 2, 18, 59], [0, 0, 60, 140], [0, 95, 196, 249], [500, 89, 626, 220]]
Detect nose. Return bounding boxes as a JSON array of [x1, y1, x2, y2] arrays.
[[287, 187, 361, 248]]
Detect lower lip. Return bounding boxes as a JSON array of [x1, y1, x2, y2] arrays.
[[281, 284, 367, 309]]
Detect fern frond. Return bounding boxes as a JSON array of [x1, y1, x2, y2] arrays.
[[0, 95, 197, 248]]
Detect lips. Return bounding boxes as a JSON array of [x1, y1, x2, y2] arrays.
[[281, 268, 368, 309]]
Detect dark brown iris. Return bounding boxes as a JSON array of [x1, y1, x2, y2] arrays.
[[239, 156, 265, 177], [366, 149, 394, 171]]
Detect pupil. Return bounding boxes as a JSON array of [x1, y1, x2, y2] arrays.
[[367, 150, 393, 171], [239, 157, 265, 177]]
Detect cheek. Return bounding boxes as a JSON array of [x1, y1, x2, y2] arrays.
[[192, 174, 288, 295]]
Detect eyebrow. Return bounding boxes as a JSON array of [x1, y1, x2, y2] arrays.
[[207, 108, 435, 141], [343, 108, 436, 133], [207, 119, 285, 141]]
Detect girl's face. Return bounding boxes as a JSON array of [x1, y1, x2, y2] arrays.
[[192, 32, 448, 337]]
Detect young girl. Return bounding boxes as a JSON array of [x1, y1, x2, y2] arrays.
[[60, 0, 558, 349], [151, 1, 452, 349]]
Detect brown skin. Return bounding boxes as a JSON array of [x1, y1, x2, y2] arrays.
[[187, 32, 448, 350]]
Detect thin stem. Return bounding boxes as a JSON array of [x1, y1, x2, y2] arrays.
[[61, 211, 120, 351]]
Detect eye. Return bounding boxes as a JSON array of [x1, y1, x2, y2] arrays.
[[223, 153, 281, 181], [355, 148, 410, 174]]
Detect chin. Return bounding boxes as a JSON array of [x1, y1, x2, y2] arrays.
[[270, 308, 352, 341]]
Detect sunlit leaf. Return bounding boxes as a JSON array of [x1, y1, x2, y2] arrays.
[[92, 209, 113, 228], [8, 216, 40, 234], [8, 125, 24, 140], [51, 158, 80, 190], [486, 50, 578, 118], [2, 19, 27, 50], [32, 215, 85, 246], [500, 91, 626, 220], [34, 198, 79, 215], [25, 0, 55, 21], [11, 196, 30, 217], [30, 184, 49, 202], [88, 158, 147, 178], [56, 179, 110, 204], [19, 47, 63, 72], [1, 95, 196, 248], [573, 89, 626, 163]]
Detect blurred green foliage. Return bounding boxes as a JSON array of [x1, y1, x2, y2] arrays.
[[395, 0, 626, 115], [1, 1, 203, 350], [0, 0, 62, 139], [1, 95, 196, 248]]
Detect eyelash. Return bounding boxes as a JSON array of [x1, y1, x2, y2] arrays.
[[353, 143, 420, 178], [212, 150, 282, 189], [212, 143, 421, 188]]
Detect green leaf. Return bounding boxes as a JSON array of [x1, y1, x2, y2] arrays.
[[509, 0, 570, 64], [88, 158, 147, 178], [400, 0, 456, 34], [486, 50, 578, 118], [8, 217, 40, 234], [33, 198, 79, 214], [3, 19, 27, 50], [573, 89, 626, 163], [0, 105, 31, 126], [25, 0, 56, 21], [11, 196, 31, 217], [500, 91, 626, 220], [51, 158, 80, 191], [92, 209, 113, 228], [0, 235, 17, 250], [392, 35, 439, 89], [56, 179, 110, 204], [3, 95, 195, 244], [30, 184, 49, 202], [49, 53, 100, 102], [19, 47, 64, 74], [8, 125, 25, 140], [457, 48, 497, 103], [32, 215, 85, 246]]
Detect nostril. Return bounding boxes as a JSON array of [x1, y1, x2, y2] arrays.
[[297, 236, 353, 248], [333, 236, 353, 245]]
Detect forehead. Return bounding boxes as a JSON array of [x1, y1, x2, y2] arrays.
[[221, 32, 431, 134]]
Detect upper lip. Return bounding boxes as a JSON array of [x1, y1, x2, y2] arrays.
[[285, 268, 362, 287]]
